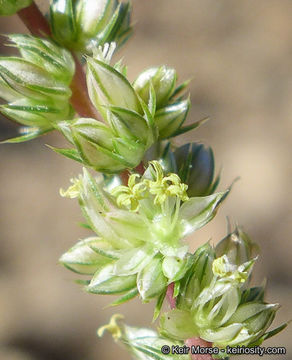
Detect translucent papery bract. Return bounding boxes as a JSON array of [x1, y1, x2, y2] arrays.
[[50, 0, 132, 54], [215, 226, 258, 266], [98, 315, 189, 360], [0, 35, 75, 142], [0, 0, 32, 16], [60, 162, 228, 304]]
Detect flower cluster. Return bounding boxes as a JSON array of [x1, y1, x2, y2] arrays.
[[60, 162, 227, 304], [0, 1, 288, 359], [0, 34, 74, 142], [50, 0, 132, 54], [159, 230, 286, 356]]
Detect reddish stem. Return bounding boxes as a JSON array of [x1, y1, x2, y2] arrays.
[[70, 53, 99, 118], [17, 2, 98, 119], [166, 283, 176, 309], [17, 2, 51, 37]]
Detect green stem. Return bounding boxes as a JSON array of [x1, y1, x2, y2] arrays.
[[17, 1, 98, 119]]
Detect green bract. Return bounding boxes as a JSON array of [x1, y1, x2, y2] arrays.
[[59, 162, 228, 305], [133, 66, 204, 139], [0, 0, 32, 16], [50, 0, 132, 54], [54, 48, 157, 172], [0, 34, 75, 143], [160, 243, 287, 357]]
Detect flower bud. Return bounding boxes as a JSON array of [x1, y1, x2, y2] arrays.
[[134, 66, 177, 109], [174, 142, 217, 196], [0, 0, 32, 16], [0, 35, 75, 143], [87, 57, 143, 116], [50, 0, 132, 53], [215, 226, 258, 266]]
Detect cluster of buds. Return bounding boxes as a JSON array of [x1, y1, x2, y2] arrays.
[[134, 66, 204, 140], [0, 0, 32, 15], [50, 0, 132, 54], [55, 44, 203, 173], [0, 1, 287, 358], [160, 229, 287, 355], [59, 162, 227, 305], [0, 34, 74, 142]]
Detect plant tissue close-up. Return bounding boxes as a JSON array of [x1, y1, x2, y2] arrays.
[[0, 1, 291, 360]]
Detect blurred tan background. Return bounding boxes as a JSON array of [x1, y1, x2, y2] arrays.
[[0, 0, 291, 359]]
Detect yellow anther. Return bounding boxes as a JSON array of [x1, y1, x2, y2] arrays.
[[111, 174, 147, 211], [212, 255, 249, 283], [59, 178, 81, 198], [147, 161, 189, 205], [97, 314, 124, 341]]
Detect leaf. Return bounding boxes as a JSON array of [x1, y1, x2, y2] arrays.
[[47, 146, 84, 163], [50, 0, 77, 46], [59, 237, 113, 275], [174, 142, 215, 197], [153, 289, 166, 322], [162, 254, 194, 283], [7, 34, 75, 83], [87, 263, 137, 294], [169, 79, 191, 100], [137, 257, 167, 301], [108, 287, 139, 307], [114, 245, 156, 276], [155, 99, 190, 139], [172, 116, 209, 137], [107, 105, 150, 144], [160, 309, 197, 340], [86, 57, 142, 116], [180, 191, 229, 236], [1, 127, 53, 144], [0, 57, 71, 101]]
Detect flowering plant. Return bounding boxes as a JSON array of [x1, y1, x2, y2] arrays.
[[0, 1, 288, 359]]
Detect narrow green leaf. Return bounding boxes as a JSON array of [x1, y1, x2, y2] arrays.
[[108, 287, 139, 307], [87, 263, 137, 294], [172, 116, 209, 137], [153, 289, 166, 322], [1, 127, 53, 144]]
